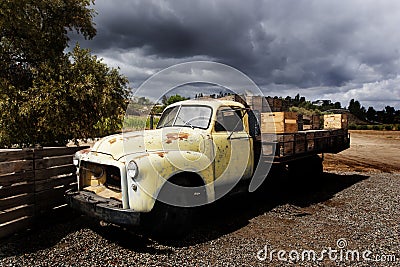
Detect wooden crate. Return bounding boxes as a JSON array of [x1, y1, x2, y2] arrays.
[[245, 96, 268, 112], [261, 134, 294, 156], [323, 114, 348, 129], [329, 129, 346, 147], [273, 98, 283, 109], [306, 132, 315, 151], [260, 112, 298, 134], [294, 133, 306, 153], [218, 94, 247, 106], [301, 115, 320, 130], [277, 134, 295, 156], [314, 130, 331, 150], [312, 115, 320, 129], [265, 97, 289, 112], [297, 114, 303, 131], [266, 97, 274, 109]]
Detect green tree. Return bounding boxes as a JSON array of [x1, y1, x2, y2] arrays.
[[348, 99, 366, 120], [166, 94, 188, 106], [0, 0, 129, 147], [0, 0, 96, 83], [383, 106, 395, 124], [152, 94, 188, 114], [366, 106, 377, 122], [334, 102, 341, 109], [19, 46, 129, 145]]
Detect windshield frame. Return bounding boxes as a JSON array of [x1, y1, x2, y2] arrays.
[[156, 104, 213, 130]]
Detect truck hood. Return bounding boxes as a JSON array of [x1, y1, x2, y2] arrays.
[[91, 127, 206, 160]]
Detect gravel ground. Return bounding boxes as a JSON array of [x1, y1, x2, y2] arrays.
[[1, 171, 399, 266]]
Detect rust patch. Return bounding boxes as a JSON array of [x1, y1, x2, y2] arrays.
[[155, 151, 167, 158], [109, 138, 117, 144], [81, 148, 91, 154], [124, 134, 142, 140], [165, 132, 190, 144]]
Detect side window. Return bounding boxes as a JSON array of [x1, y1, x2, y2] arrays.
[[215, 107, 244, 132]]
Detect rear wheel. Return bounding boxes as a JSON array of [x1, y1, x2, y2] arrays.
[[288, 155, 323, 181]]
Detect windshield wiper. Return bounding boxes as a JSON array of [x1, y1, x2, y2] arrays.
[[177, 115, 194, 129]]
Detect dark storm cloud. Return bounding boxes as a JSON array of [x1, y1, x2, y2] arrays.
[[72, 0, 400, 109]]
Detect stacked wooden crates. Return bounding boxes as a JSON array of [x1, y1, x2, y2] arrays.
[[265, 97, 289, 112], [260, 111, 298, 156]]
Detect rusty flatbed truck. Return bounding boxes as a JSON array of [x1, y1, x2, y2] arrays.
[[66, 99, 349, 236]]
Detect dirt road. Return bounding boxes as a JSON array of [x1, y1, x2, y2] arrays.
[[324, 130, 400, 173]]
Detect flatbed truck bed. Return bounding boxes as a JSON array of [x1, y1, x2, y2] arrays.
[[255, 128, 350, 163]]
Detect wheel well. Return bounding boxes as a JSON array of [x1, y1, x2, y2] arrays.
[[168, 172, 206, 187]]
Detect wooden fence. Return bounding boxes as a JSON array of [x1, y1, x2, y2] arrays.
[[0, 147, 88, 239]]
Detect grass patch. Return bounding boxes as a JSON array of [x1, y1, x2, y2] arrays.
[[123, 116, 159, 131]]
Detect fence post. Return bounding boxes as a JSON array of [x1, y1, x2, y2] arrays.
[[32, 147, 43, 218]]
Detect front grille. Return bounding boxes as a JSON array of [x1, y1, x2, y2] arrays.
[[105, 165, 122, 191], [80, 161, 122, 191]]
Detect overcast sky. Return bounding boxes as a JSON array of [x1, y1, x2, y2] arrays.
[[71, 0, 400, 109]]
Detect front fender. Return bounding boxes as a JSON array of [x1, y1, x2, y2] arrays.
[[124, 150, 214, 212]]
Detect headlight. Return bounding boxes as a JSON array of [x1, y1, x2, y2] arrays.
[[127, 160, 139, 179]]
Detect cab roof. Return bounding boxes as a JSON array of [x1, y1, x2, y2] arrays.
[[167, 98, 245, 110]]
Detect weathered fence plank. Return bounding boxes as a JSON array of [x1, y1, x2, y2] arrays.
[[34, 155, 73, 170], [0, 183, 34, 199], [34, 165, 76, 181], [34, 147, 84, 158], [0, 160, 33, 176], [35, 175, 76, 193], [0, 149, 33, 162], [0, 171, 35, 187], [0, 205, 34, 224], [0, 194, 35, 211]]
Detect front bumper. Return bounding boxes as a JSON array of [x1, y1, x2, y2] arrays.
[[65, 189, 140, 226]]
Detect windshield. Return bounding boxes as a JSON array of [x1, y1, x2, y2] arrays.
[[157, 105, 212, 129]]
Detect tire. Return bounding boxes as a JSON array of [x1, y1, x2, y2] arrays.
[[142, 175, 203, 239], [143, 200, 193, 239], [288, 155, 323, 181]]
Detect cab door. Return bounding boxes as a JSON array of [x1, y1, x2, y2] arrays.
[[212, 106, 253, 195]]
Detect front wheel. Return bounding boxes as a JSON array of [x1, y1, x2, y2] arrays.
[[141, 176, 204, 239], [142, 200, 193, 239]]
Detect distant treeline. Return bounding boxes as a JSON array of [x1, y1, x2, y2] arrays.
[[128, 93, 400, 125]]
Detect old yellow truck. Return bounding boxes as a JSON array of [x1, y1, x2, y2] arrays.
[[66, 98, 349, 236]]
